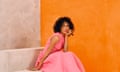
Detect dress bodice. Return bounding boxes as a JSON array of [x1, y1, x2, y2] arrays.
[[40, 32, 65, 56]]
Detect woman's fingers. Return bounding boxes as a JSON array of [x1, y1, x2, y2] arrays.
[[31, 67, 38, 71], [66, 30, 73, 36], [36, 62, 42, 70]]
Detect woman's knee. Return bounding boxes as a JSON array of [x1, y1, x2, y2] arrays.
[[64, 51, 74, 55]]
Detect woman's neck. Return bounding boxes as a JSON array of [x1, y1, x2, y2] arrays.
[[59, 32, 65, 37]]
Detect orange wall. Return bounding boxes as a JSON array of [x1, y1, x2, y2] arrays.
[[40, 0, 120, 72]]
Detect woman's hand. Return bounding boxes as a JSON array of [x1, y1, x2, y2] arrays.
[[35, 61, 43, 70], [30, 61, 43, 71], [65, 30, 73, 37]]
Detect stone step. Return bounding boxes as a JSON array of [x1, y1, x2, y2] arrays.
[[14, 69, 42, 72]]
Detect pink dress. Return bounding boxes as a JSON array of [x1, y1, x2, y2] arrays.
[[35, 32, 85, 72]]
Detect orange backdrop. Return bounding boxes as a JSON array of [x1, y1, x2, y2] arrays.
[[40, 0, 120, 72]]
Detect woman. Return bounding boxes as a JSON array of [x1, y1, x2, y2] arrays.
[[33, 17, 85, 72]]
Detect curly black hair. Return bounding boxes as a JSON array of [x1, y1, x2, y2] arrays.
[[53, 17, 74, 33]]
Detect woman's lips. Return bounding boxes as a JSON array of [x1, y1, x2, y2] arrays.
[[65, 30, 69, 32]]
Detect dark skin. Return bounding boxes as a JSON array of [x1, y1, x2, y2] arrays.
[[31, 23, 73, 71]]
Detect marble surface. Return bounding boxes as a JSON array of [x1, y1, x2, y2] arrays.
[[0, 47, 44, 72], [15, 69, 42, 72], [0, 0, 40, 50], [0, 52, 8, 72]]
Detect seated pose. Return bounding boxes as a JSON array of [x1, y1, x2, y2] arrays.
[[33, 17, 85, 72]]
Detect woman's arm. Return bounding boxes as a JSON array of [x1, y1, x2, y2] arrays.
[[64, 35, 68, 52], [63, 30, 73, 52], [36, 35, 59, 69]]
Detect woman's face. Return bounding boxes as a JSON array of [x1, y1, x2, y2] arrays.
[[61, 22, 70, 34]]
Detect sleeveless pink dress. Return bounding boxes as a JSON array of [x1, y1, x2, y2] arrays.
[[35, 32, 85, 72]]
